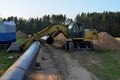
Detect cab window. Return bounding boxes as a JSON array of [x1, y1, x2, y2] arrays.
[[72, 24, 79, 32]]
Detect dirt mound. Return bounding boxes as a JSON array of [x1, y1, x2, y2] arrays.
[[93, 32, 120, 50], [16, 31, 26, 38], [53, 33, 67, 48]]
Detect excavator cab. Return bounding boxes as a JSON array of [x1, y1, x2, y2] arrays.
[[68, 22, 85, 39], [65, 22, 94, 50]]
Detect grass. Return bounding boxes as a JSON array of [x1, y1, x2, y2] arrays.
[[72, 50, 120, 80], [0, 50, 22, 76], [0, 38, 25, 76], [16, 38, 26, 46]]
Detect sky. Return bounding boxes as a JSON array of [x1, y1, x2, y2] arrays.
[[0, 0, 120, 19]]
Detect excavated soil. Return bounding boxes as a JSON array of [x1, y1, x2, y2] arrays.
[[53, 33, 67, 48], [93, 32, 120, 50], [16, 31, 26, 38]]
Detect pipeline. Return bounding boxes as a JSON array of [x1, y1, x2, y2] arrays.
[[0, 41, 41, 80], [46, 37, 54, 44]]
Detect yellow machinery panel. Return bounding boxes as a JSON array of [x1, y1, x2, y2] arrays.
[[85, 29, 98, 40]]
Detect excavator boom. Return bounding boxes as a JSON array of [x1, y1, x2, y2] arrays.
[[22, 24, 68, 49]]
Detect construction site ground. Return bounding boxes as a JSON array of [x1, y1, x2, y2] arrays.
[[29, 45, 98, 80]]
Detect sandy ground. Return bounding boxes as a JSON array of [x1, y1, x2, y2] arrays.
[[29, 45, 98, 80]]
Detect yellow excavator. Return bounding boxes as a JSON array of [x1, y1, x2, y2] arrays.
[[22, 22, 98, 50], [7, 22, 98, 52]]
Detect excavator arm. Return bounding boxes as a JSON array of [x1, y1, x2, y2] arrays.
[[22, 24, 68, 49]]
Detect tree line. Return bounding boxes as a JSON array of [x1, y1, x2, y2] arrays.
[[0, 11, 120, 37], [75, 12, 120, 37]]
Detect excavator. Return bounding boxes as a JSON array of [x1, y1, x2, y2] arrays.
[[7, 22, 98, 52]]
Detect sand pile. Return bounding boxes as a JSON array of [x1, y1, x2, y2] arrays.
[[53, 33, 67, 48], [93, 32, 120, 50], [16, 31, 26, 38]]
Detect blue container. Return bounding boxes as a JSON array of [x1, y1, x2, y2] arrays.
[[0, 21, 16, 44]]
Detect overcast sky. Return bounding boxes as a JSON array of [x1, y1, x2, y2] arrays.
[[0, 0, 120, 19]]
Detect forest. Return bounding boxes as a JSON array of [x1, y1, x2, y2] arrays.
[[0, 11, 120, 37]]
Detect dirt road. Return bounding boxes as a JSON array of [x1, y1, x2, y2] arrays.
[[29, 45, 98, 80]]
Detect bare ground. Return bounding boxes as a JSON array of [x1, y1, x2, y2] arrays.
[[29, 45, 99, 80]]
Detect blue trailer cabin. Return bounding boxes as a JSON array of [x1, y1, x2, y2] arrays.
[[0, 21, 16, 45]]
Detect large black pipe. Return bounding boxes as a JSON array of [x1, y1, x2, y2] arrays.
[[0, 41, 41, 80], [46, 37, 54, 44]]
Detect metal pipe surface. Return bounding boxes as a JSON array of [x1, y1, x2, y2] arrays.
[[0, 41, 41, 80]]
